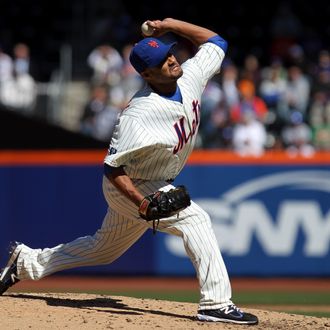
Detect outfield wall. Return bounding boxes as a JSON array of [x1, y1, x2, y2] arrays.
[[1, 150, 330, 276]]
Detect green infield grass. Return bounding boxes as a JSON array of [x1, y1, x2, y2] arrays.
[[81, 289, 330, 319], [12, 285, 330, 319]]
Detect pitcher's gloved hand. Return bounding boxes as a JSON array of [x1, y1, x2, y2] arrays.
[[138, 185, 191, 221]]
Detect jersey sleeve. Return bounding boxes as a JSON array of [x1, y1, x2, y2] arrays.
[[103, 114, 157, 168], [182, 36, 227, 89]]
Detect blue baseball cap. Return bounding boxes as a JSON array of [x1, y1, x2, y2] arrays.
[[129, 38, 176, 73]]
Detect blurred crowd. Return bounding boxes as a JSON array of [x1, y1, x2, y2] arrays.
[[78, 39, 330, 158], [0, 2, 329, 156], [77, 2, 330, 156], [79, 43, 143, 142], [198, 47, 330, 157], [2, 39, 329, 157]]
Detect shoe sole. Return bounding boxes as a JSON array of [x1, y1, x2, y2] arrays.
[[0, 243, 22, 282], [197, 313, 258, 325]]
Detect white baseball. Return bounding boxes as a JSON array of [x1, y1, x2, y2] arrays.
[[141, 21, 154, 36]]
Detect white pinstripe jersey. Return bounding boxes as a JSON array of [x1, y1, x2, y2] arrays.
[[104, 41, 225, 181]]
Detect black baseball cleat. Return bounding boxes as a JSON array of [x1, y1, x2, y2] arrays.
[[0, 242, 22, 295], [197, 304, 258, 325]]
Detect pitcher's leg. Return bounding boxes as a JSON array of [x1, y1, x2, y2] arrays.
[[16, 209, 148, 280], [158, 201, 232, 310]]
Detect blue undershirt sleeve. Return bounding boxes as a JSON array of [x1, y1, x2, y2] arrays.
[[207, 35, 228, 53]]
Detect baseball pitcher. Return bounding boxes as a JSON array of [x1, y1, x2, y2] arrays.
[[0, 18, 258, 325]]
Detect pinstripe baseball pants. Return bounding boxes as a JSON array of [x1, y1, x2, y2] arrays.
[[16, 176, 232, 309]]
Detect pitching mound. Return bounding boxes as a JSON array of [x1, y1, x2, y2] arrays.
[[1, 292, 328, 329]]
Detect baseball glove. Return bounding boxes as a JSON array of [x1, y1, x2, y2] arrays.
[[138, 185, 191, 223]]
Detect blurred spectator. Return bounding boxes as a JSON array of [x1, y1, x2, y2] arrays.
[[259, 59, 287, 138], [316, 50, 330, 78], [240, 54, 262, 89], [221, 62, 240, 107], [13, 43, 31, 76], [309, 91, 330, 150], [0, 43, 37, 112], [205, 99, 233, 149], [93, 104, 120, 141], [310, 50, 330, 94], [312, 122, 330, 151], [232, 110, 267, 157], [0, 46, 13, 83], [0, 70, 37, 111], [87, 44, 124, 87], [201, 79, 223, 122], [230, 79, 269, 124], [121, 43, 143, 98], [199, 80, 231, 148], [312, 123, 330, 151], [259, 59, 287, 113], [80, 83, 120, 141], [278, 65, 311, 123], [108, 43, 143, 109], [309, 91, 330, 127], [281, 111, 315, 157], [286, 44, 309, 71]]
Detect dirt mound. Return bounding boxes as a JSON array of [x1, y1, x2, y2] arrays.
[[1, 293, 328, 329]]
